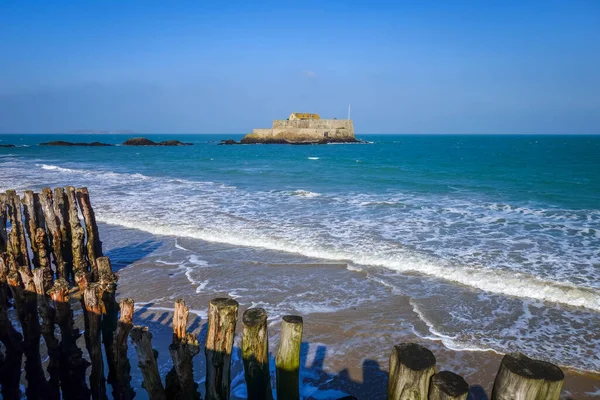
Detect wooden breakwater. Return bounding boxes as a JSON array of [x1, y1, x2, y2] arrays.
[[0, 187, 567, 400]]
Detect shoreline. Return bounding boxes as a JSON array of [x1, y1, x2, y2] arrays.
[[100, 221, 600, 399]]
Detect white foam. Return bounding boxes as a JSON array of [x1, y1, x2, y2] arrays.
[[134, 303, 207, 319], [39, 164, 77, 173], [291, 189, 321, 198], [97, 212, 600, 312], [308, 157, 320, 160], [585, 388, 600, 396], [410, 299, 501, 353]]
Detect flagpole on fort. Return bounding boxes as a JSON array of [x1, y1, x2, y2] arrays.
[[348, 104, 351, 120]]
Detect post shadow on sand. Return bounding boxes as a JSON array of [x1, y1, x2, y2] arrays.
[[104, 240, 162, 272], [126, 307, 493, 400]]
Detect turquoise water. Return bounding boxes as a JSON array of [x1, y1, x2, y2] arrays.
[[1, 134, 599, 372]]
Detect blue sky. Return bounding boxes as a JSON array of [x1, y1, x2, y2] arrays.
[[1, 0, 599, 134]]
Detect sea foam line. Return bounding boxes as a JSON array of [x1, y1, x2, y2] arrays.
[[97, 213, 600, 313]]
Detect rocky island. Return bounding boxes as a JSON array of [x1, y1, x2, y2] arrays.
[[232, 112, 360, 144], [122, 137, 193, 146]]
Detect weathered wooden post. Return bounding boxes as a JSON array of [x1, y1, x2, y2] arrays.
[[205, 297, 239, 400], [112, 298, 135, 400], [5, 190, 30, 268], [33, 192, 46, 232], [7, 267, 46, 399], [242, 308, 273, 400], [97, 256, 119, 383], [276, 315, 303, 400], [84, 283, 108, 400], [0, 193, 8, 252], [388, 343, 436, 400], [167, 299, 201, 399], [65, 186, 88, 275], [491, 353, 564, 400], [21, 190, 42, 269], [429, 371, 469, 400], [54, 187, 74, 280], [34, 228, 54, 292], [131, 326, 167, 400], [39, 188, 66, 278], [76, 187, 103, 273], [48, 278, 90, 399], [0, 253, 23, 400], [535, 361, 564, 400], [33, 268, 61, 400]]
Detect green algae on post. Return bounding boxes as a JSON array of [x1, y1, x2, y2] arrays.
[[242, 307, 273, 400], [276, 315, 303, 400]]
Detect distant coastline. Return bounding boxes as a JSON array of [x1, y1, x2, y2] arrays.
[[64, 130, 137, 134]]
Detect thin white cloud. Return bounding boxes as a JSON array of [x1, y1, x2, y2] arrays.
[[302, 70, 317, 79]]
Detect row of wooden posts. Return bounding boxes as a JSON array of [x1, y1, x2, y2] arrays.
[[0, 187, 567, 400]]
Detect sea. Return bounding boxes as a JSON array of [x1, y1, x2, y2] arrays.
[[1, 134, 599, 396]]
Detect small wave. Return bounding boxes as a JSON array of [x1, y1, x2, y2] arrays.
[[39, 164, 78, 173], [308, 157, 320, 160], [38, 163, 153, 181], [291, 190, 321, 198]]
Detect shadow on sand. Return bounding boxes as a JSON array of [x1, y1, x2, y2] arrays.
[[104, 240, 162, 272], [129, 307, 490, 400]]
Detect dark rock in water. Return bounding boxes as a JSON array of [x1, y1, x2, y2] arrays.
[[39, 141, 113, 146], [122, 137, 192, 146], [0, 144, 16, 148], [122, 137, 156, 146], [157, 139, 193, 146], [219, 139, 238, 145]]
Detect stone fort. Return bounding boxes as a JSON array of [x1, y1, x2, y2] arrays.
[[242, 112, 356, 144]]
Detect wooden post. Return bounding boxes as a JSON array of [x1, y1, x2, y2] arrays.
[[76, 187, 103, 271], [0, 193, 8, 252], [5, 190, 30, 269], [112, 298, 135, 400], [429, 371, 469, 400], [0, 253, 23, 400], [205, 297, 239, 400], [33, 192, 46, 232], [48, 278, 91, 399], [39, 188, 65, 279], [21, 190, 42, 269], [32, 268, 61, 400], [388, 343, 436, 400], [535, 361, 564, 400], [84, 283, 108, 400], [242, 308, 273, 400], [131, 326, 167, 400], [34, 228, 54, 292], [96, 256, 119, 385], [7, 267, 46, 399], [167, 299, 201, 399], [276, 315, 303, 400], [491, 353, 564, 400], [54, 187, 74, 280], [65, 186, 88, 275]]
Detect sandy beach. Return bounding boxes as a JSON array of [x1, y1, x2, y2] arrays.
[[100, 222, 600, 399]]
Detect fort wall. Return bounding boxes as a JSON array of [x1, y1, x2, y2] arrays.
[[247, 119, 355, 143]]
